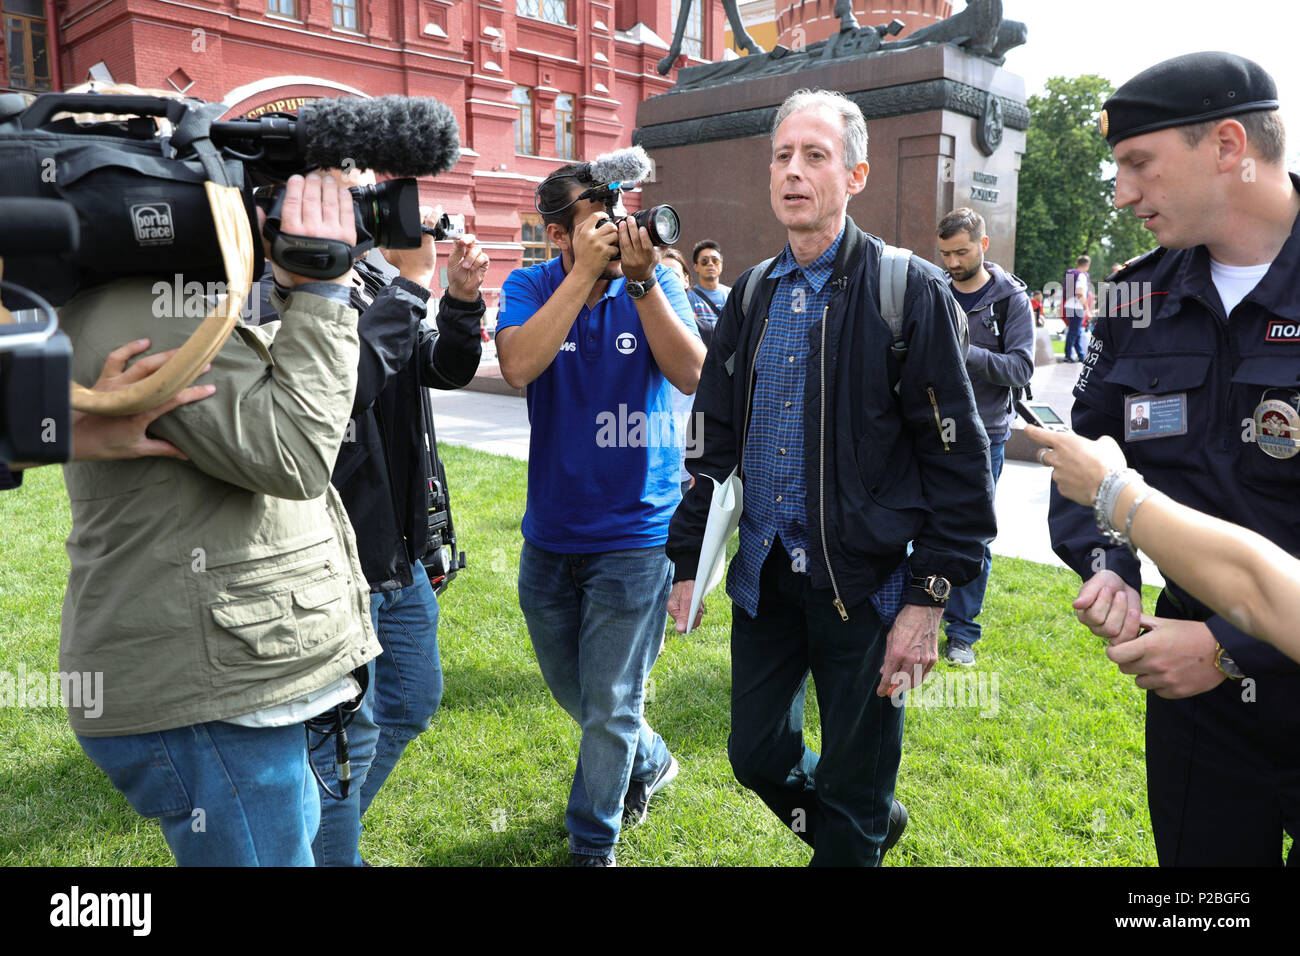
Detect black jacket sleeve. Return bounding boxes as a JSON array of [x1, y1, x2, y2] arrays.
[[967, 291, 1035, 388], [1209, 614, 1298, 677], [351, 277, 428, 416], [1046, 316, 1144, 590], [665, 267, 752, 582], [417, 293, 485, 390], [900, 270, 998, 592]]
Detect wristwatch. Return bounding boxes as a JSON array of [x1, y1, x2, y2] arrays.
[[625, 272, 658, 299], [909, 574, 952, 606], [1214, 643, 1245, 680]]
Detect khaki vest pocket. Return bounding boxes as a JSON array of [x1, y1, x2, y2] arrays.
[[210, 592, 298, 665], [293, 577, 350, 649]]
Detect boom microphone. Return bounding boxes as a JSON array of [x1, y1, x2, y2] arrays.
[[298, 96, 460, 177], [212, 95, 461, 179], [584, 145, 654, 186]]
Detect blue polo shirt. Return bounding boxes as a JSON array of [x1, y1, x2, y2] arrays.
[[497, 257, 699, 553]]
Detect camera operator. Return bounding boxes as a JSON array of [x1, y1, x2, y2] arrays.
[[256, 167, 488, 866], [57, 171, 382, 866], [496, 162, 703, 866]]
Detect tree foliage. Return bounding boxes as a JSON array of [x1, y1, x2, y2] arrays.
[[1015, 75, 1158, 292]]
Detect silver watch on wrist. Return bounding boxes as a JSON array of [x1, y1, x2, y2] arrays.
[[625, 272, 658, 299]]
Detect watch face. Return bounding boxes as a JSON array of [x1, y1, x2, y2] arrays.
[[932, 577, 951, 600], [1220, 653, 1245, 679]]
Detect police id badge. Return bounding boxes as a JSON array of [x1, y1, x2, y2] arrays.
[[1253, 389, 1300, 460], [1124, 392, 1188, 442]]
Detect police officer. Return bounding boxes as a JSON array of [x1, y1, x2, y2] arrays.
[[1048, 51, 1300, 866]]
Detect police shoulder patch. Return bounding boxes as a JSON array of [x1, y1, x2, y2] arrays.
[[1112, 246, 1165, 281]]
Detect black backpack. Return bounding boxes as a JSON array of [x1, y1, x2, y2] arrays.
[[732, 244, 968, 393]]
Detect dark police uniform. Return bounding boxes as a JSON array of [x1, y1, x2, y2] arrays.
[[1049, 52, 1300, 866]]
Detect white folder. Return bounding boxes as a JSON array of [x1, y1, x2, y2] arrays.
[[686, 467, 744, 634]]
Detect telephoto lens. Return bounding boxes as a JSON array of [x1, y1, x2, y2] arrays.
[[632, 204, 680, 246]]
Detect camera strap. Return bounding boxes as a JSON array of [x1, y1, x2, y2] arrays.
[[170, 102, 231, 187]]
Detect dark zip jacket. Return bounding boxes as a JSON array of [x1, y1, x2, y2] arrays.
[[667, 217, 996, 612], [952, 261, 1034, 440], [259, 256, 483, 591]]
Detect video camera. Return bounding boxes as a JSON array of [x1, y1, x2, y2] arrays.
[[535, 145, 680, 256], [0, 196, 76, 464], [0, 91, 462, 306]]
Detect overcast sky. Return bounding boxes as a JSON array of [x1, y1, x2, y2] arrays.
[[996, 0, 1300, 159]]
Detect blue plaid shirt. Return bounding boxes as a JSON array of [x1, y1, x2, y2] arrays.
[[728, 229, 908, 623]]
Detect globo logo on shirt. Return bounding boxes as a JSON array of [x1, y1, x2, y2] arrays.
[[616, 333, 637, 355]]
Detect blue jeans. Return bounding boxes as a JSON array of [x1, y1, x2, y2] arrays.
[[728, 540, 902, 866], [77, 721, 320, 866], [518, 541, 674, 856], [309, 658, 379, 867], [360, 560, 443, 816], [1064, 306, 1086, 361], [943, 437, 1005, 647]]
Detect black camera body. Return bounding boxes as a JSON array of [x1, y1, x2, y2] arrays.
[[255, 177, 428, 281], [577, 182, 679, 261], [0, 94, 262, 308], [0, 91, 461, 303], [0, 196, 78, 464]]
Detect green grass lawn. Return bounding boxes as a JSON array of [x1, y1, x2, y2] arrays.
[[0, 447, 1168, 866]]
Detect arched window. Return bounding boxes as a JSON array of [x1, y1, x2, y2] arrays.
[[513, 86, 535, 155], [332, 0, 359, 31], [554, 93, 574, 160], [521, 214, 555, 267], [517, 0, 567, 26], [670, 0, 703, 59], [4, 0, 52, 91]]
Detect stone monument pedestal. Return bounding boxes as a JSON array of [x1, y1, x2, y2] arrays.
[[635, 43, 1027, 274]]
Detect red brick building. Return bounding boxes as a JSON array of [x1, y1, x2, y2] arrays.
[[3, 0, 728, 303]]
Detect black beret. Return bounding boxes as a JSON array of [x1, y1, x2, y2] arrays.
[[1100, 51, 1278, 147]]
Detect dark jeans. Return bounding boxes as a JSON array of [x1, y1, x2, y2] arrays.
[[360, 560, 443, 817], [518, 541, 674, 855], [1064, 306, 1086, 361], [942, 437, 1005, 646], [728, 540, 903, 866]]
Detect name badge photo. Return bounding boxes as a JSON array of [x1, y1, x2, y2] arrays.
[[1124, 392, 1187, 442]]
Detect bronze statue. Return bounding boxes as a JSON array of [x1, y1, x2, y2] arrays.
[[656, 0, 1026, 78]]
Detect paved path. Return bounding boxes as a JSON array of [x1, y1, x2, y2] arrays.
[[429, 382, 1165, 587]]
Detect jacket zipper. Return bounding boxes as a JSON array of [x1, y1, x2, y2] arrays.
[[740, 314, 770, 481], [227, 553, 336, 591], [818, 304, 848, 621], [927, 386, 949, 451]]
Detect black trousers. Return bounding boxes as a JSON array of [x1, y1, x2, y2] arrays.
[[1146, 597, 1300, 865], [727, 541, 903, 866]]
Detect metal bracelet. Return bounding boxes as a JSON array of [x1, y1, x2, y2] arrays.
[[1123, 484, 1159, 556], [1094, 468, 1138, 546]]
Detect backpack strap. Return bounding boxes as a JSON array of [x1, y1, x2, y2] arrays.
[[690, 286, 724, 318], [724, 256, 775, 377], [879, 244, 912, 393]]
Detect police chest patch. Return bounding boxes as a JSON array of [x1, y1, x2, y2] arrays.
[[1265, 319, 1300, 342]]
